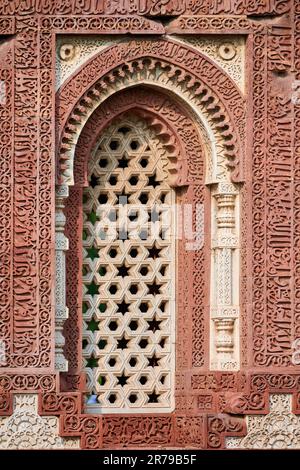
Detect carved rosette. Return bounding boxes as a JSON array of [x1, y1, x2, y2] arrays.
[[0, 394, 79, 449]]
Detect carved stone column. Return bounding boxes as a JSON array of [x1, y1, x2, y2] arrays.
[[55, 185, 69, 372], [210, 182, 240, 370]]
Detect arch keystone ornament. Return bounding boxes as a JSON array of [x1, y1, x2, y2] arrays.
[[0, 1, 299, 451]]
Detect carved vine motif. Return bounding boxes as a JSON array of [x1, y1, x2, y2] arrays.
[[55, 36, 121, 91], [42, 15, 165, 34], [0, 39, 13, 365], [294, 0, 300, 384], [4, 16, 54, 368], [55, 35, 245, 93], [40, 391, 102, 449], [249, 22, 297, 368], [0, 18, 55, 370], [0, 16, 14, 33], [177, 35, 245, 92], [0, 394, 80, 449], [0, 374, 57, 393], [166, 15, 266, 34], [207, 413, 245, 449], [226, 394, 300, 449], [64, 186, 82, 375]]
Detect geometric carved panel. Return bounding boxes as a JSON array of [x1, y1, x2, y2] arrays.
[[55, 35, 245, 93], [82, 115, 176, 413]]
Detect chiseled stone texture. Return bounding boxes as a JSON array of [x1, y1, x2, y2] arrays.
[[0, 394, 80, 449], [226, 394, 300, 449]]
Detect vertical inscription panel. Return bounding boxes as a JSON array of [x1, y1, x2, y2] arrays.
[[2, 16, 55, 370]]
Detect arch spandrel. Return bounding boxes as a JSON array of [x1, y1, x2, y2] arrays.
[[0, 0, 297, 451], [55, 36, 243, 414]]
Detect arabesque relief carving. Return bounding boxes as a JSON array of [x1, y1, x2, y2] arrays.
[[0, 0, 291, 16], [0, 394, 80, 449]]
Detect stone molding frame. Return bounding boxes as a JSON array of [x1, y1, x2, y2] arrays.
[[73, 97, 190, 189], [226, 394, 300, 449], [61, 87, 206, 380], [61, 84, 241, 371], [0, 0, 300, 450], [56, 40, 245, 371]]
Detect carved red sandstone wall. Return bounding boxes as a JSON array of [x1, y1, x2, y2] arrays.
[[0, 0, 299, 450], [0, 0, 291, 16]]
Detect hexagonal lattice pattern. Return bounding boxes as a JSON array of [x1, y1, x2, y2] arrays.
[[82, 116, 176, 412]]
